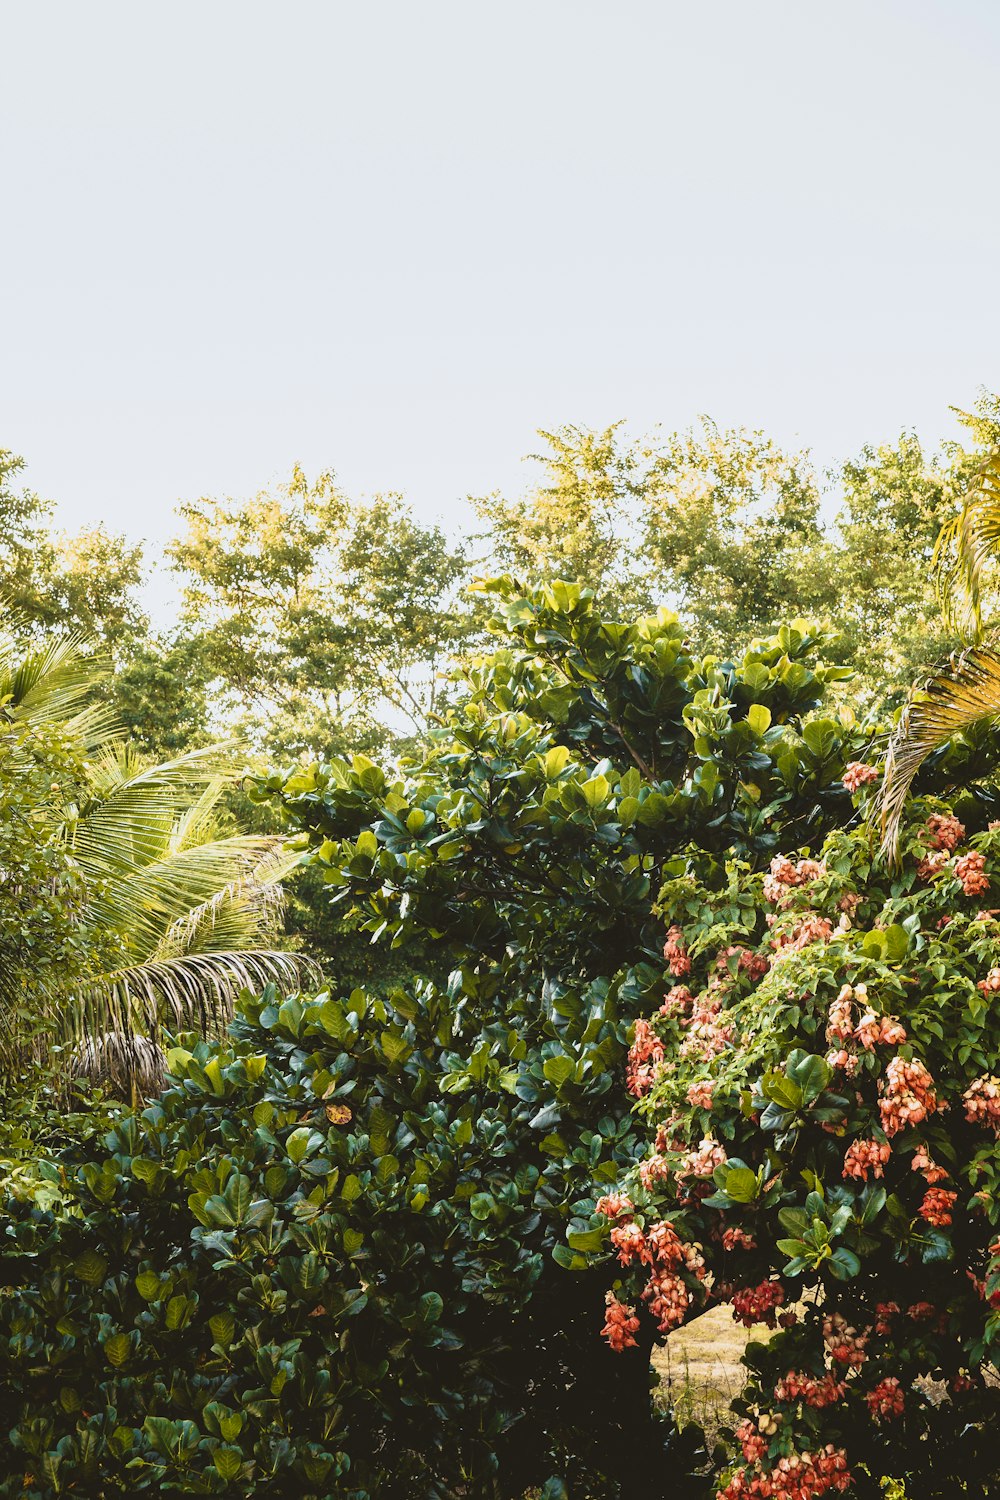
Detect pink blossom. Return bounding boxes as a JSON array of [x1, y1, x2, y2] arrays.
[[664, 924, 691, 977], [842, 1137, 890, 1181], [601, 1292, 640, 1352], [955, 850, 990, 897], [843, 761, 879, 792]]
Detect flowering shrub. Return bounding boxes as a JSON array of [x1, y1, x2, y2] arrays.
[[581, 790, 1000, 1497]]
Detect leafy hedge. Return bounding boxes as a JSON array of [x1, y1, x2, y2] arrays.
[[1, 975, 708, 1497], [593, 787, 1000, 1497]]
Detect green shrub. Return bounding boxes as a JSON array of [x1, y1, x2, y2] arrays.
[[1, 979, 704, 1496]]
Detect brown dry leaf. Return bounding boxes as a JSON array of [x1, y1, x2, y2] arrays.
[[326, 1103, 352, 1124]]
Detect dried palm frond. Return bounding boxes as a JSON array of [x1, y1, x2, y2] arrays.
[[878, 645, 1000, 861], [933, 447, 1000, 641], [73, 948, 320, 1043]]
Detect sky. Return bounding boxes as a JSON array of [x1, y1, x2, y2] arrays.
[[3, 0, 1000, 606]]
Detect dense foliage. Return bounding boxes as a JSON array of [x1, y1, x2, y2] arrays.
[[4, 982, 632, 1498], [7, 405, 1000, 1495], [0, 583, 874, 1497], [595, 781, 1000, 1496]]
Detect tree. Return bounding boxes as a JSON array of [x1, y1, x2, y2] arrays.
[[168, 467, 471, 759], [641, 419, 837, 652], [474, 424, 654, 615], [0, 449, 147, 653], [0, 630, 312, 1093]]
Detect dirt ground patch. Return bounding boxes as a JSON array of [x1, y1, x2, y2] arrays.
[[652, 1305, 767, 1440]]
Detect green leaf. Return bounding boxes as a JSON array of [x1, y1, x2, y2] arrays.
[[103, 1332, 131, 1367], [724, 1167, 759, 1204], [135, 1270, 162, 1301], [761, 1070, 802, 1110], [746, 704, 772, 735], [542, 1055, 575, 1088], [73, 1250, 108, 1286], [827, 1247, 861, 1280], [566, 1226, 606, 1253], [213, 1447, 243, 1482]]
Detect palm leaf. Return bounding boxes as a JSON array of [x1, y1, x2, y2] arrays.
[[933, 447, 1000, 640], [79, 949, 320, 1037], [878, 645, 1000, 860], [154, 844, 300, 959], [60, 949, 322, 1099], [0, 631, 119, 750]]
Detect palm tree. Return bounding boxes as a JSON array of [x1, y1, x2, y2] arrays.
[[0, 629, 316, 1091], [879, 444, 1000, 857]]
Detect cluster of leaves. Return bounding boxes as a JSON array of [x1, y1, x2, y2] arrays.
[[246, 581, 880, 1490], [0, 979, 702, 1497], [593, 787, 1000, 1496]]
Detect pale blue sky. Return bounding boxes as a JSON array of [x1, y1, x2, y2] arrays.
[[2, 1, 999, 591]]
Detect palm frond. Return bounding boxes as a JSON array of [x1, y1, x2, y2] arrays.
[[153, 843, 298, 959], [63, 949, 321, 1099], [933, 447, 1000, 640], [83, 834, 294, 957], [0, 632, 119, 750], [878, 645, 1000, 860], [72, 949, 320, 1045]]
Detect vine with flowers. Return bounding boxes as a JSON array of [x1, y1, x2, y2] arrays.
[[577, 770, 1000, 1498]]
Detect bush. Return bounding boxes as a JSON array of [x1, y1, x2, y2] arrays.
[[0, 980, 704, 1497], [594, 783, 1000, 1497], [0, 584, 875, 1497]]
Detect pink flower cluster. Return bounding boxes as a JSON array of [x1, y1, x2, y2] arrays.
[[856, 1009, 907, 1050], [963, 1075, 1000, 1133], [911, 1144, 947, 1184], [827, 983, 906, 1080], [773, 1371, 846, 1409], [842, 1137, 890, 1181], [681, 992, 734, 1061], [642, 1267, 691, 1333], [843, 761, 879, 792], [919, 1186, 957, 1226], [825, 1047, 858, 1078], [874, 1302, 899, 1335], [977, 967, 1000, 998], [879, 1055, 937, 1137], [917, 848, 950, 881], [664, 924, 692, 977], [736, 1419, 769, 1463], [601, 1292, 640, 1352], [763, 855, 826, 905], [638, 1152, 672, 1192], [955, 850, 990, 897], [731, 1278, 786, 1329], [659, 983, 694, 1017], [687, 1079, 715, 1109], [926, 812, 966, 851], [605, 1217, 706, 1337], [679, 1135, 728, 1180], [594, 1191, 633, 1218], [865, 1376, 905, 1422], [822, 1313, 868, 1369], [718, 1446, 851, 1499], [825, 986, 856, 1042], [609, 1220, 647, 1265], [626, 1017, 664, 1098], [716, 944, 771, 982], [771, 914, 834, 953], [722, 1226, 757, 1251]]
